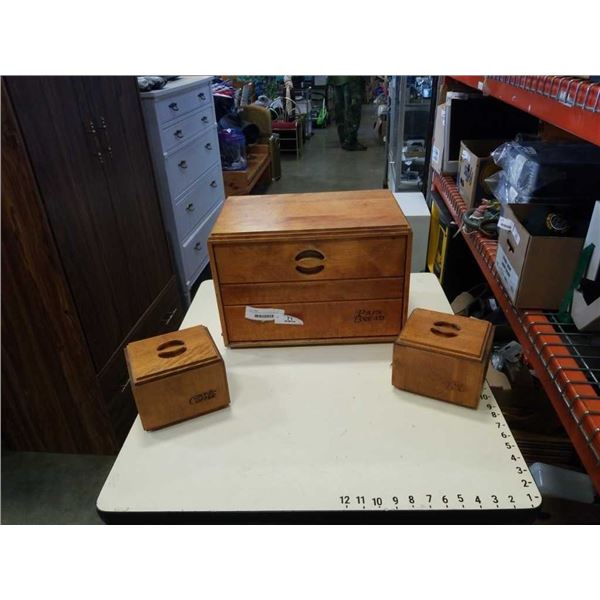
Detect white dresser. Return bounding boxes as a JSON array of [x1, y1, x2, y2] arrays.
[[140, 76, 224, 304]]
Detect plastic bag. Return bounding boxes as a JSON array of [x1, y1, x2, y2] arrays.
[[488, 141, 600, 203], [218, 128, 247, 171]]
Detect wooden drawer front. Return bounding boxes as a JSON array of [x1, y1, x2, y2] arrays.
[[165, 127, 219, 200], [224, 298, 403, 343], [155, 82, 212, 126], [160, 104, 214, 154], [98, 277, 183, 445], [173, 164, 224, 242], [182, 202, 223, 283], [220, 277, 404, 305], [213, 237, 407, 284]]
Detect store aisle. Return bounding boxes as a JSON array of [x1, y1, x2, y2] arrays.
[[267, 103, 386, 194]]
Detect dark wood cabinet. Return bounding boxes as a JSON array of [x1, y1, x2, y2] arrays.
[[1, 77, 184, 454]]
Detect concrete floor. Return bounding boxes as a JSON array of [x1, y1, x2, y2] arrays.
[[267, 104, 386, 193], [2, 105, 598, 524]]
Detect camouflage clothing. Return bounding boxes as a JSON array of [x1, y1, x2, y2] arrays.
[[330, 76, 364, 146]]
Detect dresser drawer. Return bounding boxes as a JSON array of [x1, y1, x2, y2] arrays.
[[182, 202, 223, 283], [213, 237, 407, 284], [165, 127, 219, 200], [97, 277, 183, 445], [155, 81, 212, 126], [160, 104, 215, 154], [220, 277, 404, 305], [224, 298, 404, 345], [173, 164, 224, 242]]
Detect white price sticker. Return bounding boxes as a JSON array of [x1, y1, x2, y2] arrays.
[[496, 246, 519, 302], [244, 306, 284, 322], [498, 216, 520, 245], [274, 314, 304, 326], [245, 306, 304, 326]]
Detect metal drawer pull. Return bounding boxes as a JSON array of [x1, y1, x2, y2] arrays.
[[210, 180, 217, 188], [205, 142, 212, 150], [201, 116, 209, 123], [194, 242, 202, 251], [178, 160, 188, 169], [169, 102, 179, 111], [162, 308, 178, 326], [174, 129, 184, 138], [198, 92, 206, 100], [186, 203, 195, 212]]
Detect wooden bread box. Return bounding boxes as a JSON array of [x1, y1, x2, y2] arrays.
[[392, 309, 493, 409], [208, 190, 412, 347], [125, 325, 230, 430]]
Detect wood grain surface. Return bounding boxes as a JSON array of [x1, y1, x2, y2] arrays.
[[209, 190, 412, 347], [125, 326, 229, 431], [1, 81, 116, 453], [210, 189, 410, 239], [392, 309, 493, 409]]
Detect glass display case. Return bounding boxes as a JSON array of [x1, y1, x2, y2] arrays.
[[387, 76, 434, 191]]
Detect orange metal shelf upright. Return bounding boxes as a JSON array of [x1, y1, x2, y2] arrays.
[[449, 76, 600, 146], [432, 173, 600, 493]]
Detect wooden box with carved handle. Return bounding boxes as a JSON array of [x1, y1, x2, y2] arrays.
[[124, 325, 230, 430], [207, 190, 412, 347], [392, 309, 494, 409]]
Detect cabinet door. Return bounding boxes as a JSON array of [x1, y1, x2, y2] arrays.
[[5, 77, 173, 371], [81, 77, 173, 310], [1, 80, 117, 454]]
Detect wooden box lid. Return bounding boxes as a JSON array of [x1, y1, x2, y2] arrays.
[[209, 189, 410, 242], [395, 309, 493, 362], [125, 325, 221, 386]]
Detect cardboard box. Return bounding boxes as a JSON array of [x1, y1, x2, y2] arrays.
[[431, 94, 538, 175], [571, 201, 600, 331], [393, 191, 430, 272], [495, 204, 585, 309], [457, 139, 504, 208]]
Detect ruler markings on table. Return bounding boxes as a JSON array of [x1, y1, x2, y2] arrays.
[[334, 385, 539, 511]]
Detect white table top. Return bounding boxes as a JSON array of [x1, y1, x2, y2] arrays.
[[97, 274, 540, 520]]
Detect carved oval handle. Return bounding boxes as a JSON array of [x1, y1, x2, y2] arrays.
[[169, 102, 179, 112], [294, 249, 325, 275], [210, 180, 217, 188], [295, 249, 325, 261], [201, 116, 209, 123], [157, 339, 187, 358], [430, 321, 461, 338], [186, 203, 195, 212], [174, 129, 184, 139], [198, 92, 206, 101], [205, 142, 212, 150], [178, 160, 188, 169], [194, 242, 202, 251], [296, 264, 324, 275]]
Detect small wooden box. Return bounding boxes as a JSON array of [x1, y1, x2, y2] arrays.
[[125, 325, 230, 430], [392, 309, 493, 409], [208, 190, 412, 347]]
